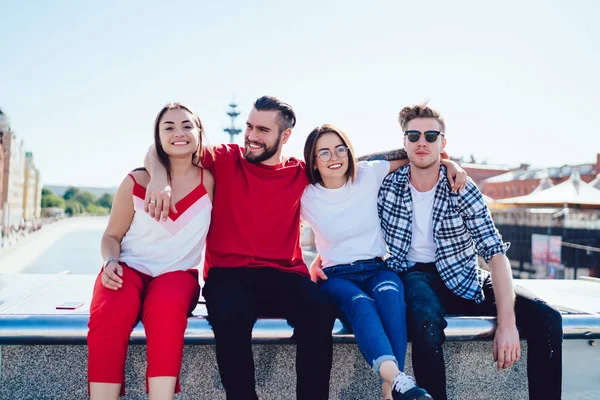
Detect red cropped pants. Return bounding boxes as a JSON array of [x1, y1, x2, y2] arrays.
[[87, 264, 200, 395]]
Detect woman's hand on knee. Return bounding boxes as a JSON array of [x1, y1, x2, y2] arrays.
[[102, 261, 123, 290], [309, 254, 327, 283], [310, 266, 328, 283]]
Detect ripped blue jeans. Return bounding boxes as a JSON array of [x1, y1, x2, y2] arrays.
[[319, 258, 408, 374]]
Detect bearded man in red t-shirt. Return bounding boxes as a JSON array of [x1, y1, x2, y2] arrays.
[[144, 96, 335, 400]]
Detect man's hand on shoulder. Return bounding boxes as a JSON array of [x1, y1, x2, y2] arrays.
[[143, 144, 176, 221], [144, 177, 177, 221]]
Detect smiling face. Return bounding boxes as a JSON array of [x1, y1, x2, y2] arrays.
[[314, 132, 350, 184], [244, 108, 290, 164], [158, 108, 200, 158], [403, 118, 446, 170]]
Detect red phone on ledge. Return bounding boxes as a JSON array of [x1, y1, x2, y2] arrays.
[[56, 302, 84, 310]]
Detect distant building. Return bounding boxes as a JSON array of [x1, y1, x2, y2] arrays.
[[480, 154, 600, 200], [4, 134, 26, 227], [0, 108, 8, 224], [34, 169, 42, 219], [454, 162, 512, 186], [23, 152, 41, 220]]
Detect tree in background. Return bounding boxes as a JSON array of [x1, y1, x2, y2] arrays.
[[73, 190, 97, 208], [65, 200, 85, 216], [63, 186, 80, 201], [41, 187, 113, 216], [96, 193, 114, 210], [41, 188, 66, 209]]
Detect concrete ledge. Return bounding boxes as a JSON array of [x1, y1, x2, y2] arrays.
[[3, 340, 599, 399], [2, 273, 600, 399], [1, 342, 534, 400]]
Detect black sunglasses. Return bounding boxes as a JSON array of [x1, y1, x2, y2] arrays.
[[404, 130, 444, 143]]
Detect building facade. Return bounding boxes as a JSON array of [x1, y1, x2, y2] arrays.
[[4, 134, 26, 227], [481, 154, 600, 200], [0, 109, 8, 224], [456, 162, 512, 186], [34, 168, 42, 219], [23, 152, 41, 220], [0, 108, 42, 227]]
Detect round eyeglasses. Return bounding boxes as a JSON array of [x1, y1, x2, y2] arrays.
[[315, 145, 350, 162]]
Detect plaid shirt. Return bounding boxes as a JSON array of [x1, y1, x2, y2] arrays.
[[378, 164, 510, 303]]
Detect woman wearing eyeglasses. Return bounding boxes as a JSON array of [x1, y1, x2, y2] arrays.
[[300, 124, 465, 400]]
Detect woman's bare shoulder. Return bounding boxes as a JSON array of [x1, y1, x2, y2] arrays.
[[129, 168, 150, 188]]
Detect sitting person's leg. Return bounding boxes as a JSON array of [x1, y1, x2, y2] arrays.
[[473, 279, 563, 400], [321, 271, 398, 373], [363, 266, 430, 400], [460, 275, 563, 400], [514, 285, 563, 400], [203, 268, 259, 400], [258, 268, 334, 400], [367, 269, 408, 372], [141, 269, 201, 398], [88, 265, 147, 399], [403, 264, 449, 400]]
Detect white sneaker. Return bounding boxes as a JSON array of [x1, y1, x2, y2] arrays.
[[391, 373, 433, 400]]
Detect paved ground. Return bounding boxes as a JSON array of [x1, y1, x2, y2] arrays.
[[0, 216, 108, 274]]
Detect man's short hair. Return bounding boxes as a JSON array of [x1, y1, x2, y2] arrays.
[[399, 102, 446, 133], [254, 96, 297, 133]]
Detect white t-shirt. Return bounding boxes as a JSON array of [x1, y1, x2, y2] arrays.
[[301, 160, 390, 268], [406, 182, 436, 263]]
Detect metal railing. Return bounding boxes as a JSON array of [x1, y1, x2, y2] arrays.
[[1, 314, 598, 345]]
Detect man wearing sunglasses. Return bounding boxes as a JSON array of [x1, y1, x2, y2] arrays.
[[377, 103, 563, 400]]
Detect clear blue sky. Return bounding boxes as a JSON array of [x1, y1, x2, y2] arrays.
[[1, 0, 598, 187]]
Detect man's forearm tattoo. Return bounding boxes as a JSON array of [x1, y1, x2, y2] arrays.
[[357, 148, 407, 162]]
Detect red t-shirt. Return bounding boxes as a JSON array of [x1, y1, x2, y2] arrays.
[[201, 144, 309, 279]]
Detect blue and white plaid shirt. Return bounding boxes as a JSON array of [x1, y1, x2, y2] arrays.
[[378, 164, 510, 303]]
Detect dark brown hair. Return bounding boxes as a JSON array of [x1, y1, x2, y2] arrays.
[[304, 124, 356, 185], [254, 96, 296, 134], [153, 102, 211, 182], [399, 101, 446, 133]]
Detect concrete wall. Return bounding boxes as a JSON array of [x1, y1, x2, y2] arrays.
[[1, 341, 531, 400]]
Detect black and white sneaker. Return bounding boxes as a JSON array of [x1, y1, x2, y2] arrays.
[[391, 372, 433, 400]]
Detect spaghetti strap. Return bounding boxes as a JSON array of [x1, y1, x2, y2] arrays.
[[128, 173, 138, 185]]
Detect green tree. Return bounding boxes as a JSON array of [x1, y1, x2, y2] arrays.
[[96, 193, 114, 210], [41, 188, 66, 209], [73, 191, 98, 208], [42, 194, 66, 209], [86, 204, 110, 216], [65, 200, 85, 216], [63, 186, 80, 201]]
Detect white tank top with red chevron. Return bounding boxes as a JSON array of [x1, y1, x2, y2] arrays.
[[119, 173, 212, 277]]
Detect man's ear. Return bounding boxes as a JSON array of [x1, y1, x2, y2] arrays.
[[281, 128, 292, 144], [441, 136, 447, 152]]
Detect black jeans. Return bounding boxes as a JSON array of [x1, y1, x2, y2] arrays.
[[402, 263, 563, 400], [203, 267, 335, 400]]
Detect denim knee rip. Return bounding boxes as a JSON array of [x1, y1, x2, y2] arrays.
[[351, 293, 375, 302], [373, 280, 400, 293]]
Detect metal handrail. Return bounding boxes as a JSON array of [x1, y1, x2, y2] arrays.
[[0, 314, 597, 345]]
